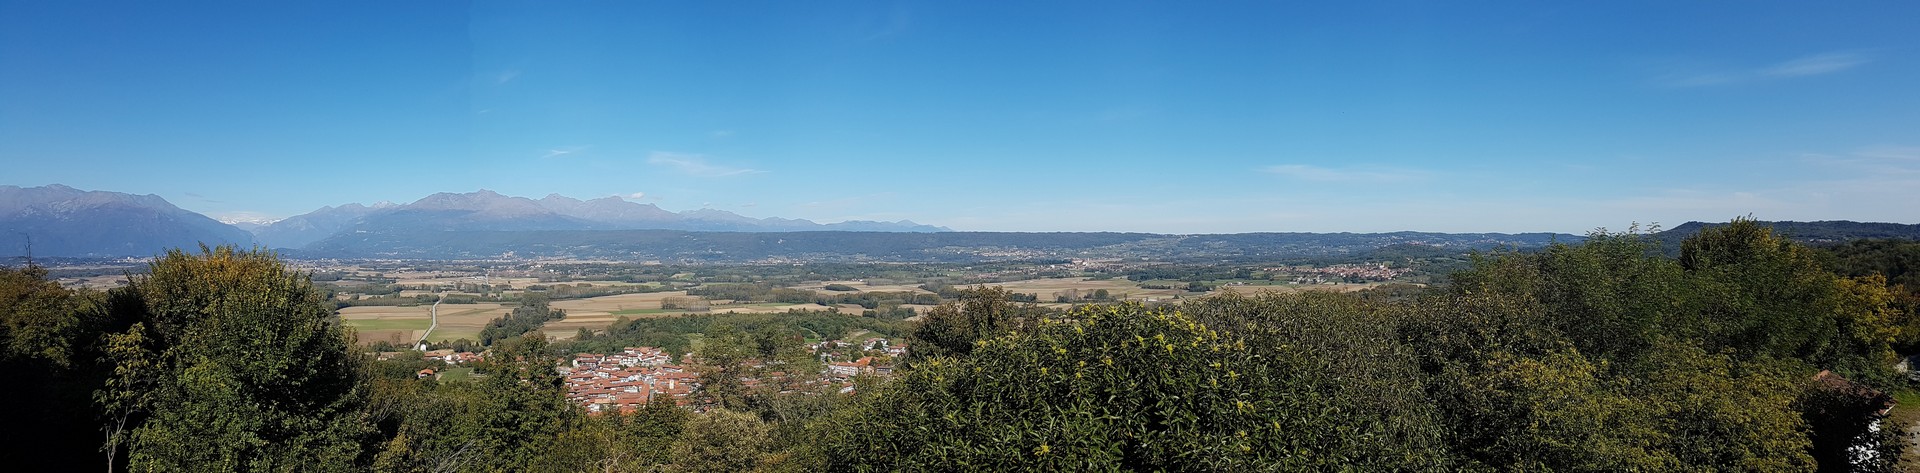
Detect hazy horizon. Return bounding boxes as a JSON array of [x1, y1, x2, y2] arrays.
[[3, 2, 1916, 234], [3, 183, 1837, 236]]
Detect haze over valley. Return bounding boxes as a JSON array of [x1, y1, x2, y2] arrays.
[[4, 2, 1919, 472]]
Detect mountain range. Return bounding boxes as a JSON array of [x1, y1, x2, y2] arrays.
[[253, 190, 949, 249], [0, 185, 946, 257], [6, 184, 1919, 261], [0, 185, 253, 257]]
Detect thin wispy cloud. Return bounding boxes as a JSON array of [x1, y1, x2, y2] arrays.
[[496, 70, 521, 84], [627, 192, 647, 200], [1260, 164, 1429, 182], [647, 151, 765, 177], [859, 6, 912, 41], [1800, 145, 1920, 174], [1761, 53, 1870, 77], [1658, 72, 1743, 88], [1653, 51, 1872, 88], [540, 146, 590, 159], [1855, 146, 1920, 161]]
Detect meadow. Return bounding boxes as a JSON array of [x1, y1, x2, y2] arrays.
[[338, 302, 509, 345]]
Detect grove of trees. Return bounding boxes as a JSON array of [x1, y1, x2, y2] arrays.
[[477, 293, 566, 346]]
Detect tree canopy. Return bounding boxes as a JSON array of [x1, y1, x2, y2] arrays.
[[102, 246, 373, 472], [1, 221, 1916, 471]]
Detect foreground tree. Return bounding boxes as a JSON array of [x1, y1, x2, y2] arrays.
[[0, 264, 115, 470], [817, 301, 1450, 471], [0, 263, 89, 364], [371, 333, 574, 473], [672, 407, 774, 473], [1404, 221, 1908, 470], [98, 246, 372, 472], [906, 286, 1033, 362]]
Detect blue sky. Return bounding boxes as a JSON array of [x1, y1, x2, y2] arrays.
[[2, 1, 1916, 233]]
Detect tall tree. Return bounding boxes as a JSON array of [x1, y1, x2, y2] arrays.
[[906, 286, 1029, 361], [0, 264, 116, 470], [672, 408, 772, 473], [98, 246, 373, 472], [0, 264, 85, 364]]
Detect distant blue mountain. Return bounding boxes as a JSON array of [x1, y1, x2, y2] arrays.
[[18, 185, 1911, 263], [250, 190, 950, 249], [0, 185, 254, 257]]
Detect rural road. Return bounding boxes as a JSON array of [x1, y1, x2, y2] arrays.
[[416, 293, 443, 349]]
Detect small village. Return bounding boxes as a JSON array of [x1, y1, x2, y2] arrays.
[[1279, 263, 1411, 283], [387, 337, 909, 415]]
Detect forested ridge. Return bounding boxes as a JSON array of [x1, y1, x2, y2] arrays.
[[4, 219, 1920, 471]]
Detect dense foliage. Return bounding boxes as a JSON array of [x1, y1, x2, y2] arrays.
[[562, 309, 912, 359], [825, 220, 1915, 471], [3, 220, 1918, 471], [1822, 239, 1920, 295], [477, 294, 567, 345], [822, 299, 1449, 471], [0, 262, 109, 470], [103, 247, 373, 472]]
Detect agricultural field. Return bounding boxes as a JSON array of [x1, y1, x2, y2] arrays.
[[548, 291, 692, 318], [537, 292, 689, 340], [982, 277, 1185, 302], [787, 280, 934, 294], [537, 291, 847, 340], [330, 270, 1412, 346], [58, 275, 131, 290], [338, 302, 510, 345], [436, 367, 475, 382], [387, 273, 540, 288]]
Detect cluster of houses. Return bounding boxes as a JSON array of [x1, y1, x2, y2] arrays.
[[1281, 263, 1409, 283], [374, 349, 484, 364], [375, 349, 485, 378], [379, 336, 915, 412], [814, 337, 906, 381], [560, 347, 700, 413], [423, 349, 484, 364], [559, 338, 909, 413]]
